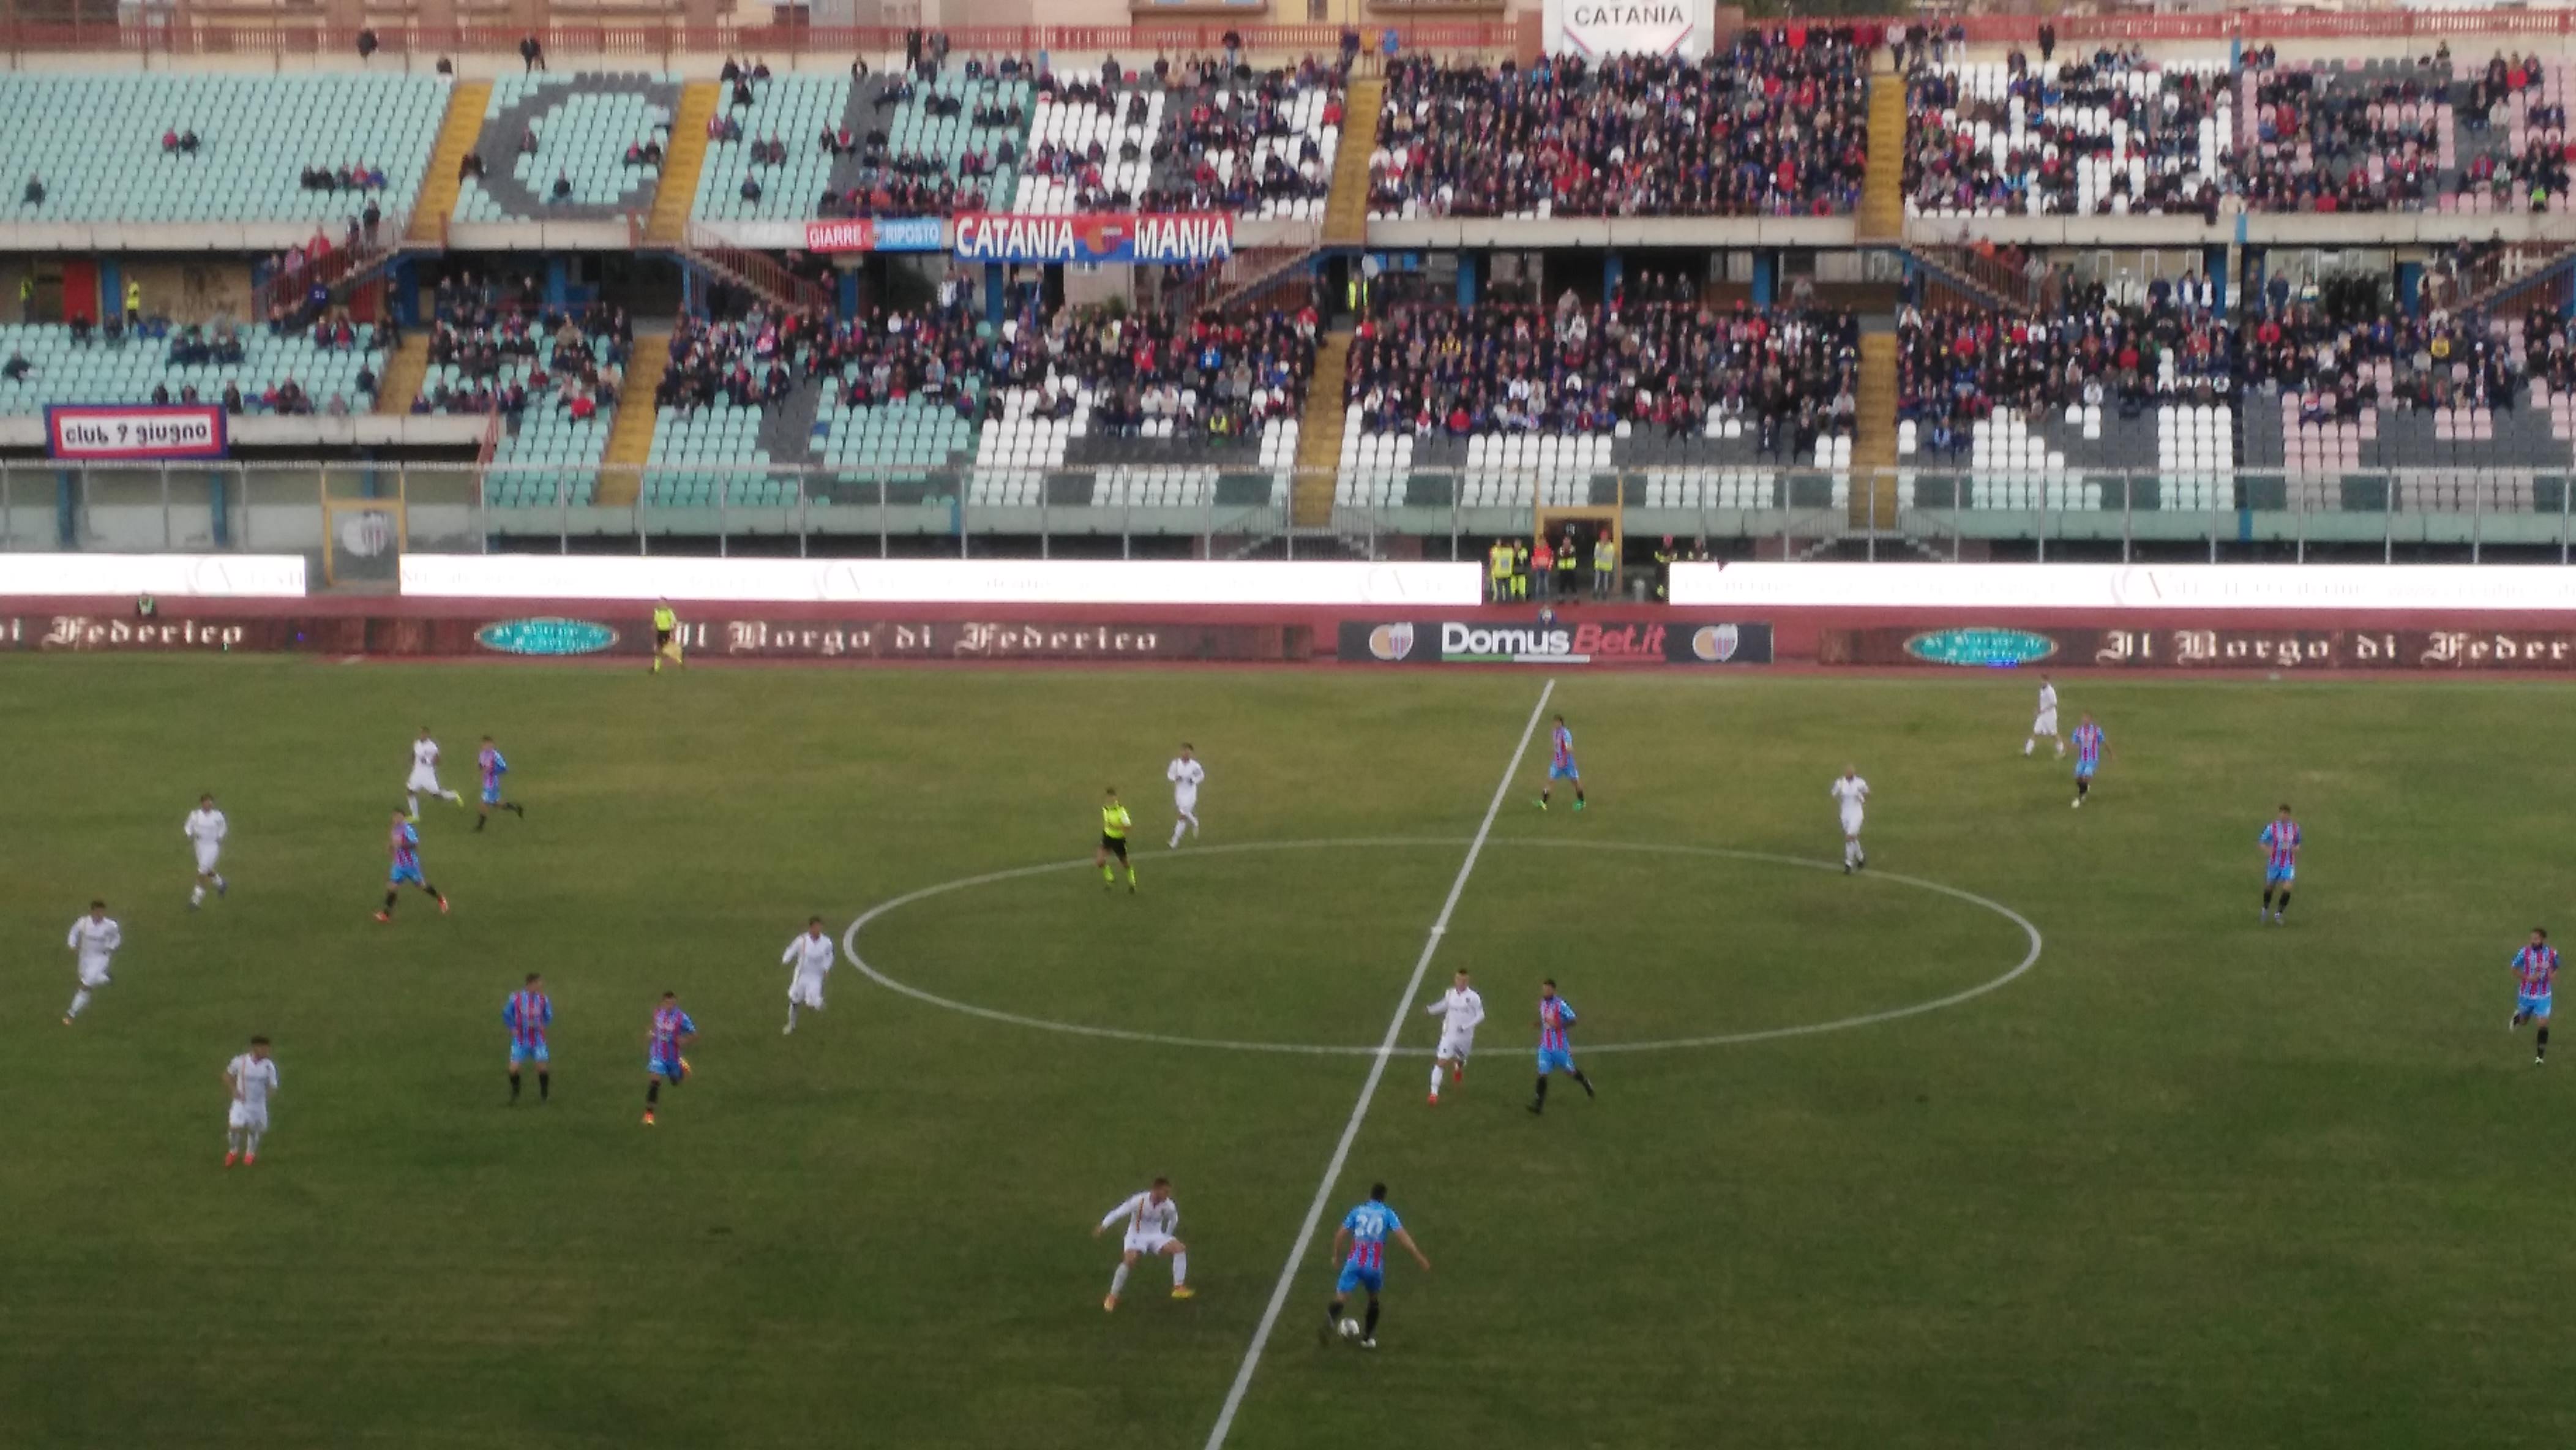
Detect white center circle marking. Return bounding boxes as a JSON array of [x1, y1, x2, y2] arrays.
[[841, 838, 2044, 1057]]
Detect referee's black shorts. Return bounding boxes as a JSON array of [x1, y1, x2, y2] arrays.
[[1100, 834, 1129, 860], [654, 627, 674, 648]]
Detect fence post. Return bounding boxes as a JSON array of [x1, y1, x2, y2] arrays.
[[2472, 478, 2483, 565], [717, 475, 729, 558], [2036, 471, 2047, 564], [2564, 470, 2571, 566], [2121, 471, 2132, 563]]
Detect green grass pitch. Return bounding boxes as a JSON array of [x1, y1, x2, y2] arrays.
[[5, 657, 2575, 1448]]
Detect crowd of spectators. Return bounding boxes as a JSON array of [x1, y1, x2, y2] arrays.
[[1133, 56, 1344, 216], [413, 274, 631, 419], [1004, 299, 1317, 438], [1344, 276, 1862, 456], [1895, 284, 2234, 454], [2241, 300, 2519, 414], [1904, 47, 2227, 218], [1368, 28, 1873, 219]]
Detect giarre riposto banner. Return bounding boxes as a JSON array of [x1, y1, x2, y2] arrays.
[[952, 212, 1234, 265], [1336, 618, 1773, 666]]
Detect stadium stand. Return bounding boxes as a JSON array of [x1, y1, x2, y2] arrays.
[[1903, 51, 2231, 218], [1893, 295, 2237, 513], [0, 319, 383, 415], [1367, 29, 1873, 220], [1339, 288, 1859, 513], [1015, 69, 1165, 212], [0, 73, 444, 224], [1132, 57, 1346, 222], [456, 75, 678, 221], [797, 63, 1031, 220]]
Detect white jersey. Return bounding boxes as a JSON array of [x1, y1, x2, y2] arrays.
[[1167, 756, 1205, 803], [185, 807, 228, 868], [2033, 683, 2060, 732], [1831, 775, 1870, 828], [1101, 1190, 1180, 1250], [1426, 985, 1485, 1057], [227, 1053, 279, 1113], [69, 914, 121, 980], [408, 738, 443, 789], [783, 931, 836, 979]]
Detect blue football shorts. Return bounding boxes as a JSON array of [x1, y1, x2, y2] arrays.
[[482, 783, 502, 805], [2266, 865, 2295, 886], [2520, 991, 2553, 1020], [1548, 761, 1579, 781], [509, 1042, 550, 1067], [389, 863, 424, 886], [1336, 1261, 1385, 1296], [1537, 1046, 1576, 1075]]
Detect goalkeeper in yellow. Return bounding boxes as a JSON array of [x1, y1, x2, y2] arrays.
[[1096, 787, 1137, 893]]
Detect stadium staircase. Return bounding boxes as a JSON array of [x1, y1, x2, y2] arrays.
[[646, 83, 721, 246], [1292, 329, 1353, 526], [374, 334, 431, 416], [411, 81, 490, 245], [1851, 332, 1898, 529], [1324, 77, 1382, 249], [1858, 78, 1905, 242], [594, 332, 671, 506]]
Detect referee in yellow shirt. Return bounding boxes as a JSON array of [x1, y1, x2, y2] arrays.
[[1096, 787, 1137, 893], [651, 598, 681, 674]]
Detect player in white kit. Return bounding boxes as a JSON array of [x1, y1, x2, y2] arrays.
[[64, 900, 121, 1025], [781, 915, 836, 1034], [1423, 967, 1485, 1105], [223, 1035, 279, 1167], [2024, 676, 2064, 757], [184, 793, 229, 908], [406, 727, 463, 819], [1095, 1177, 1192, 1309], [1166, 744, 1205, 848], [1831, 767, 1870, 873]]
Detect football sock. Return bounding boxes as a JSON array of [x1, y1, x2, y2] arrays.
[[67, 989, 91, 1019], [1325, 1299, 1343, 1328], [474, 814, 487, 832], [192, 885, 205, 904], [445, 791, 462, 803], [406, 793, 420, 816], [537, 1072, 549, 1102], [227, 1128, 244, 1153], [1110, 1263, 1131, 1296], [215, 874, 225, 890], [787, 1002, 799, 1029], [1363, 1301, 1380, 1337], [2540, 1027, 2552, 1060], [509, 802, 525, 817], [383, 890, 398, 912], [1429, 1061, 1443, 1095], [1574, 1069, 1596, 1098], [1125, 866, 1137, 890], [646, 1080, 661, 1106], [1102, 863, 1115, 885], [1170, 822, 1185, 847], [2076, 779, 2091, 800], [2261, 888, 2274, 909], [509, 1072, 521, 1102], [246, 1130, 261, 1156], [2023, 738, 2034, 755], [1533, 1075, 1549, 1105], [2275, 891, 2291, 917], [1575, 787, 1586, 805], [1172, 1252, 1188, 1286]]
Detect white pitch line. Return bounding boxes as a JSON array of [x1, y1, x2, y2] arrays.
[[1201, 680, 1556, 1450]]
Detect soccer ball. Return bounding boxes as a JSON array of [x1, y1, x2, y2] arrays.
[[1338, 1317, 1361, 1340]]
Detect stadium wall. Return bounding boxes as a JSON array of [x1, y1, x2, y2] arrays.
[[10, 560, 2576, 674]]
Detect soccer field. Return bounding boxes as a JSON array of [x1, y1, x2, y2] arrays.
[[6, 657, 2575, 1449]]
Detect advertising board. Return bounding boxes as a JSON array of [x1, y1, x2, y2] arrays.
[[45, 404, 227, 461], [1338, 617, 1773, 665], [1821, 625, 2576, 672], [400, 557, 1481, 607]]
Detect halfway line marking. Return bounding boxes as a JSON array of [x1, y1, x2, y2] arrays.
[[1201, 680, 1556, 1450]]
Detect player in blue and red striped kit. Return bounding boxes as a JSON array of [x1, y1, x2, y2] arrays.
[[503, 973, 552, 1104], [1536, 714, 1586, 811], [1318, 1182, 1430, 1351], [643, 991, 697, 1125], [474, 735, 525, 833], [375, 810, 447, 921], [2258, 805, 2302, 923], [2512, 928, 2559, 1065], [2070, 714, 2108, 808], [1529, 978, 1595, 1115]]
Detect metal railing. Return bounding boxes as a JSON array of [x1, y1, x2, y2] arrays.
[[7, 462, 2575, 569]]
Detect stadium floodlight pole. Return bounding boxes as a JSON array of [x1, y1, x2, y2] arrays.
[[1203, 680, 1556, 1450]]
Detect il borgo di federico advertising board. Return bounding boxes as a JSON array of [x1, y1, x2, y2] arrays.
[[1543, 0, 1711, 57], [1824, 625, 2576, 672], [1338, 618, 1772, 665], [0, 554, 306, 597], [400, 556, 1481, 607]]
